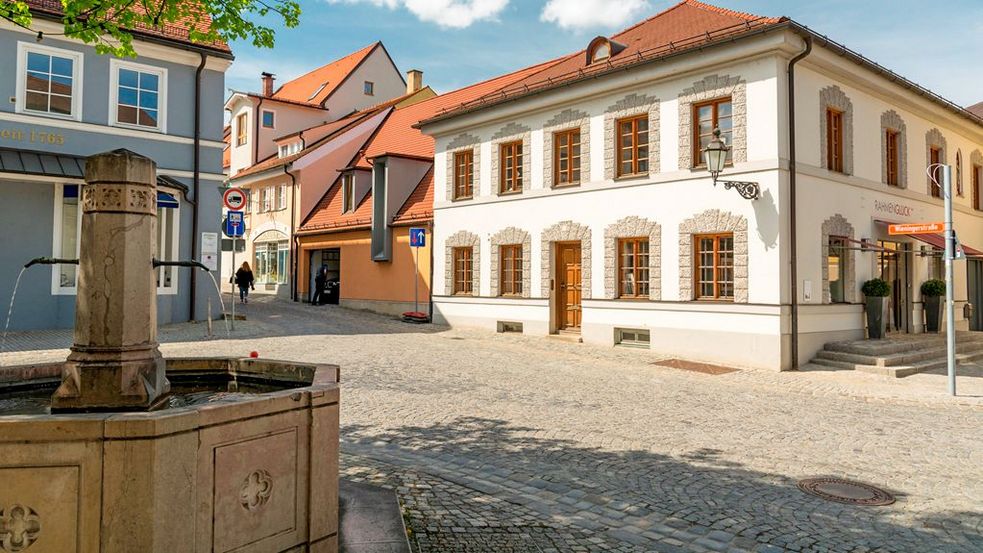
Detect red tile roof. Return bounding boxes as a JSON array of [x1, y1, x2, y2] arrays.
[[272, 43, 384, 107], [426, 0, 783, 122], [24, 0, 232, 55], [299, 170, 374, 232], [969, 102, 983, 119]]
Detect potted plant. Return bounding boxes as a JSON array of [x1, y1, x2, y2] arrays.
[[861, 278, 891, 339], [921, 279, 945, 333]]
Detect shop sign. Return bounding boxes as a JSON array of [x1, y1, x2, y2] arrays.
[[888, 222, 943, 235], [874, 199, 914, 218], [0, 127, 65, 145]]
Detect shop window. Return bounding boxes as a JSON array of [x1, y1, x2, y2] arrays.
[[499, 244, 522, 296], [453, 247, 473, 295], [693, 98, 732, 167], [155, 198, 180, 294], [499, 141, 523, 194], [19, 43, 82, 119], [695, 233, 734, 300], [553, 129, 581, 186], [453, 150, 474, 200], [828, 236, 847, 303], [342, 173, 355, 213], [616, 328, 650, 348], [616, 114, 649, 177], [111, 60, 165, 131], [255, 238, 289, 284], [53, 184, 81, 293], [927, 247, 944, 281], [618, 238, 649, 298]]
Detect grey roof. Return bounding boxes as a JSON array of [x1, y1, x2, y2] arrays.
[[0, 147, 189, 192]]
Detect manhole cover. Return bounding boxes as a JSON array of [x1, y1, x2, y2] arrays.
[[797, 478, 895, 506]]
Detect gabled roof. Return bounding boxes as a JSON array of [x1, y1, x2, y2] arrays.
[[969, 102, 983, 119], [425, 0, 782, 123], [272, 42, 394, 107], [23, 0, 232, 56]]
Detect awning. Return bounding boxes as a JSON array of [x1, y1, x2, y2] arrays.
[[157, 191, 179, 209], [875, 220, 983, 257]]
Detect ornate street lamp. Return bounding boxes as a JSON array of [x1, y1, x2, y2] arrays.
[[703, 128, 760, 200]]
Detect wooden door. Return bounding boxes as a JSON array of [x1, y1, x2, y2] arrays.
[[556, 243, 582, 331]]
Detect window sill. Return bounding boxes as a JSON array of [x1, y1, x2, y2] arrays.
[[691, 298, 736, 303], [451, 196, 474, 202], [552, 182, 581, 189], [111, 120, 164, 134], [452, 293, 473, 297], [614, 173, 649, 182], [615, 297, 651, 301], [498, 190, 522, 197], [19, 107, 81, 123]]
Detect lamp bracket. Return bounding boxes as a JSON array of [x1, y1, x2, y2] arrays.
[[712, 176, 760, 200]]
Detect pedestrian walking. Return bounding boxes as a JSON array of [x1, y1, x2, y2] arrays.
[[232, 261, 255, 304], [312, 265, 328, 305]]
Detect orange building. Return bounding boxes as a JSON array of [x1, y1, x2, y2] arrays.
[[296, 65, 550, 317]]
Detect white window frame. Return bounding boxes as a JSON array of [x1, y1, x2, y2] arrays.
[[261, 109, 276, 129], [155, 191, 181, 295], [16, 41, 84, 122], [109, 58, 168, 133], [342, 173, 355, 213], [51, 182, 83, 295], [277, 184, 287, 211]]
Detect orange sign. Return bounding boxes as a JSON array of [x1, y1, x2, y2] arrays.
[[888, 222, 944, 235]]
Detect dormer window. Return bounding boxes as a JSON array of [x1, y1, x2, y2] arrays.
[[278, 141, 302, 158], [308, 82, 328, 101], [586, 37, 626, 65]]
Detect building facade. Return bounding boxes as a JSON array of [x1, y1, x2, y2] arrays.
[[420, 0, 983, 370], [0, 4, 231, 330]]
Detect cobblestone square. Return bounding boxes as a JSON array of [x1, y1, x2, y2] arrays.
[[2, 296, 981, 552]]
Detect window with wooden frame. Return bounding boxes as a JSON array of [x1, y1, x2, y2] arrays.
[[341, 173, 355, 213], [453, 150, 474, 200], [236, 112, 247, 146], [452, 247, 473, 295], [973, 164, 982, 211], [554, 129, 581, 186], [499, 141, 523, 194], [499, 244, 522, 296], [826, 108, 844, 172], [956, 151, 963, 196], [885, 129, 900, 186], [694, 98, 733, 167], [616, 114, 649, 177], [618, 238, 649, 298], [695, 233, 735, 300], [929, 147, 943, 198]]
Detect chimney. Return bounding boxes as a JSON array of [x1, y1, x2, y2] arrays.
[[406, 69, 423, 94], [261, 72, 275, 97]]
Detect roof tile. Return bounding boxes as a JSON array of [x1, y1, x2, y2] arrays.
[[272, 43, 380, 106]]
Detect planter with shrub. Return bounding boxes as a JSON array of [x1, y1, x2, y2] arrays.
[[862, 278, 891, 339], [921, 279, 945, 333]]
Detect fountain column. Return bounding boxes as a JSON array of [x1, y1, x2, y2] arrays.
[[52, 149, 170, 411]]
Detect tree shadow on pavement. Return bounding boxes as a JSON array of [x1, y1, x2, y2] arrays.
[[340, 417, 982, 553]]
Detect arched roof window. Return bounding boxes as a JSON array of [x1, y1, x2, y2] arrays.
[[586, 36, 626, 65]]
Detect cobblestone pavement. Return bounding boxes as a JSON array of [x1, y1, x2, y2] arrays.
[[2, 297, 982, 552]]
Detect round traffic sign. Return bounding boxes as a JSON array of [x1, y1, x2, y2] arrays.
[[223, 187, 247, 211]]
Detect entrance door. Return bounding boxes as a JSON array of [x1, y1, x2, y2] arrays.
[[877, 240, 912, 333], [556, 243, 582, 331], [970, 259, 983, 331]]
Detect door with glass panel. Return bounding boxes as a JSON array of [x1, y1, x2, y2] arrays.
[[877, 240, 912, 333]]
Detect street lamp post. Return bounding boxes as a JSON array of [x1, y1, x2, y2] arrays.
[[703, 128, 760, 200]]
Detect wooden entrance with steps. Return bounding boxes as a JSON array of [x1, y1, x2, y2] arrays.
[[810, 332, 983, 377]]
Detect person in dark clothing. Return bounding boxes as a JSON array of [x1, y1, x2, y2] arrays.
[[312, 265, 328, 305], [232, 261, 255, 303]]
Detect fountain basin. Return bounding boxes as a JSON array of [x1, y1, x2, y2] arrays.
[[0, 357, 340, 553]]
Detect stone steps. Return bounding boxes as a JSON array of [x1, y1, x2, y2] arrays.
[[810, 333, 983, 378]]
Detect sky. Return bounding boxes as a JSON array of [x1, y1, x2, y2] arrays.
[[225, 0, 983, 108]]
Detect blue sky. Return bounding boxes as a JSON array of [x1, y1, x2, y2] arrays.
[[226, 0, 983, 107]]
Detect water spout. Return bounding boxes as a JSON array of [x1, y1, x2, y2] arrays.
[[3, 258, 80, 351], [153, 259, 230, 337], [24, 257, 79, 268]]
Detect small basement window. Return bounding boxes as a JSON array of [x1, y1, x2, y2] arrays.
[[497, 321, 523, 333], [616, 328, 650, 348]]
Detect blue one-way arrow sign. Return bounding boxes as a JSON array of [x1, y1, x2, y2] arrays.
[[409, 227, 426, 248]]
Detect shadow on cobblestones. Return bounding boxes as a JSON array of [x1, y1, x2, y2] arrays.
[[341, 417, 982, 553]]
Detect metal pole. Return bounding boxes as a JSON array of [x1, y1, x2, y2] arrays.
[[413, 239, 419, 314], [943, 165, 956, 396], [231, 238, 236, 332]]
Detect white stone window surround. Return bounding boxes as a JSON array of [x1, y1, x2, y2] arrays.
[[540, 221, 591, 299], [818, 85, 854, 175], [925, 128, 947, 196], [821, 214, 856, 304], [444, 133, 482, 202], [16, 41, 85, 122], [542, 108, 591, 188], [879, 110, 907, 188], [604, 217, 661, 300], [604, 93, 660, 180], [489, 227, 532, 298], [677, 74, 747, 170], [678, 209, 748, 303], [445, 230, 481, 296], [489, 123, 532, 195], [109, 58, 168, 133]]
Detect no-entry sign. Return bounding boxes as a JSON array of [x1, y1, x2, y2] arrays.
[[888, 222, 944, 235], [223, 187, 247, 211]]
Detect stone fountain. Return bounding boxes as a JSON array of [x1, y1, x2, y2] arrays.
[[0, 150, 340, 552]]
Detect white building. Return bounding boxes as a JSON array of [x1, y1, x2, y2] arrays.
[[419, 0, 983, 370]]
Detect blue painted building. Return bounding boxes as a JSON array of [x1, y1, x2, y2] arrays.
[[0, 5, 232, 330]]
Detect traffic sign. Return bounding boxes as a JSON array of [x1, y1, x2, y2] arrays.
[[888, 222, 943, 235], [223, 210, 244, 237], [409, 227, 426, 248], [223, 187, 247, 211]]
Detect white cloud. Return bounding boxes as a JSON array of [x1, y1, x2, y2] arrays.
[[327, 0, 509, 28], [540, 0, 651, 31]]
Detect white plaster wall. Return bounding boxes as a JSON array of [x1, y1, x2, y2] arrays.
[[322, 48, 405, 117]]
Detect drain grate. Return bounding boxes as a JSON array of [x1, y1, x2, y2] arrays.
[[797, 478, 895, 506], [650, 358, 739, 375]]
